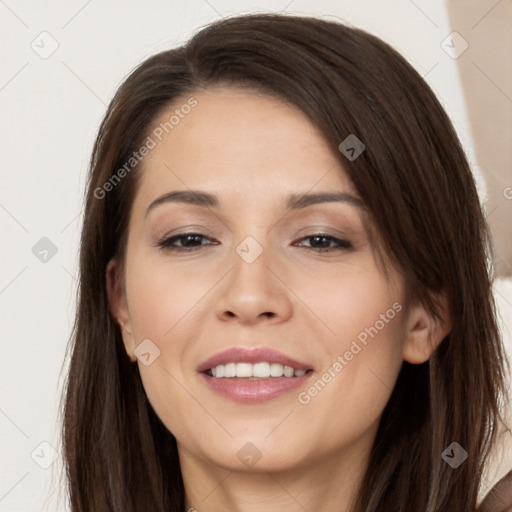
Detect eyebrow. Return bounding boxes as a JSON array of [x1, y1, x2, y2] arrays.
[[145, 189, 364, 218]]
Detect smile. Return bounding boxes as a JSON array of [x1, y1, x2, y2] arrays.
[[197, 346, 315, 403], [206, 362, 311, 378]]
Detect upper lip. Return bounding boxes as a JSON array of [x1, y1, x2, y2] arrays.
[[196, 347, 314, 373]]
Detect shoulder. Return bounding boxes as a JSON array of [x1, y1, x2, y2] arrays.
[[478, 470, 512, 512]]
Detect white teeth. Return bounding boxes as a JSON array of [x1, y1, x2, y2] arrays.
[[224, 362, 236, 377], [283, 366, 294, 377], [235, 362, 252, 377], [208, 362, 309, 378], [253, 362, 271, 378], [270, 363, 284, 377]]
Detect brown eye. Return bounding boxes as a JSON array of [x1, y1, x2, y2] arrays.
[[157, 233, 218, 252], [293, 234, 353, 253]]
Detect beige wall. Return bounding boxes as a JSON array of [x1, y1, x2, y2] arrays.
[[447, 1, 512, 277]]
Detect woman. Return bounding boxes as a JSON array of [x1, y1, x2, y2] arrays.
[[61, 13, 510, 511]]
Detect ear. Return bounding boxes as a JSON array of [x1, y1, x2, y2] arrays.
[[402, 292, 452, 364], [106, 259, 137, 362]]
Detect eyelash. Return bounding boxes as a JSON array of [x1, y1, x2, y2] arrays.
[[157, 232, 353, 253]]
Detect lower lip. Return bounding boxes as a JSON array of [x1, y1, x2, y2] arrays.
[[199, 372, 313, 403]]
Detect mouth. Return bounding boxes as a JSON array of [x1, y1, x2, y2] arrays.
[[197, 347, 315, 403]]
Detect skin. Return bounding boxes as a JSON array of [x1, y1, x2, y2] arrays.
[[107, 87, 451, 512]]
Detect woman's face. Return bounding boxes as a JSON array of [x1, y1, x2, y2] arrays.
[[110, 87, 414, 474]]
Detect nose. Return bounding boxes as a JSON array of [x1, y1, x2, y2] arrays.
[[214, 243, 293, 325]]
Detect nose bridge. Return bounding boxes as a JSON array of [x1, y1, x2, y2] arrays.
[[230, 233, 275, 299], [215, 233, 292, 323]]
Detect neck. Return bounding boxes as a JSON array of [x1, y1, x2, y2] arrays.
[[179, 431, 374, 512]]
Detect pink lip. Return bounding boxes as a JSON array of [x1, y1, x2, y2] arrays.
[[196, 347, 314, 403], [199, 372, 313, 403]]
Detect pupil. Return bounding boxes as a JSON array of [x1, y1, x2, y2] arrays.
[[184, 235, 201, 246], [313, 236, 328, 247]]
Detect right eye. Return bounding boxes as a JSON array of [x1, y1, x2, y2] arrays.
[[157, 233, 219, 252]]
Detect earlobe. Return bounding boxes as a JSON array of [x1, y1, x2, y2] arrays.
[[402, 293, 452, 364], [106, 259, 137, 362]]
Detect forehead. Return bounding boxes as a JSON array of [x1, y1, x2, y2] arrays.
[[133, 87, 357, 212]]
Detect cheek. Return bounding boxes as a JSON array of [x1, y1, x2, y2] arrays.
[[291, 259, 404, 345], [292, 265, 406, 432], [125, 256, 215, 342], [295, 313, 405, 455], [124, 256, 220, 438]]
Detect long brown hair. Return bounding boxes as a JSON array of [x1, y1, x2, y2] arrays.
[[60, 13, 509, 511]]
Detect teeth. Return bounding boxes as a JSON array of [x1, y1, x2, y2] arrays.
[[270, 363, 284, 377], [283, 365, 294, 377], [236, 362, 252, 377], [224, 362, 236, 377], [209, 362, 309, 379], [253, 362, 270, 378]]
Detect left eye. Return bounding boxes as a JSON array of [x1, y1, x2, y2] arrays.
[[293, 234, 353, 252]]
